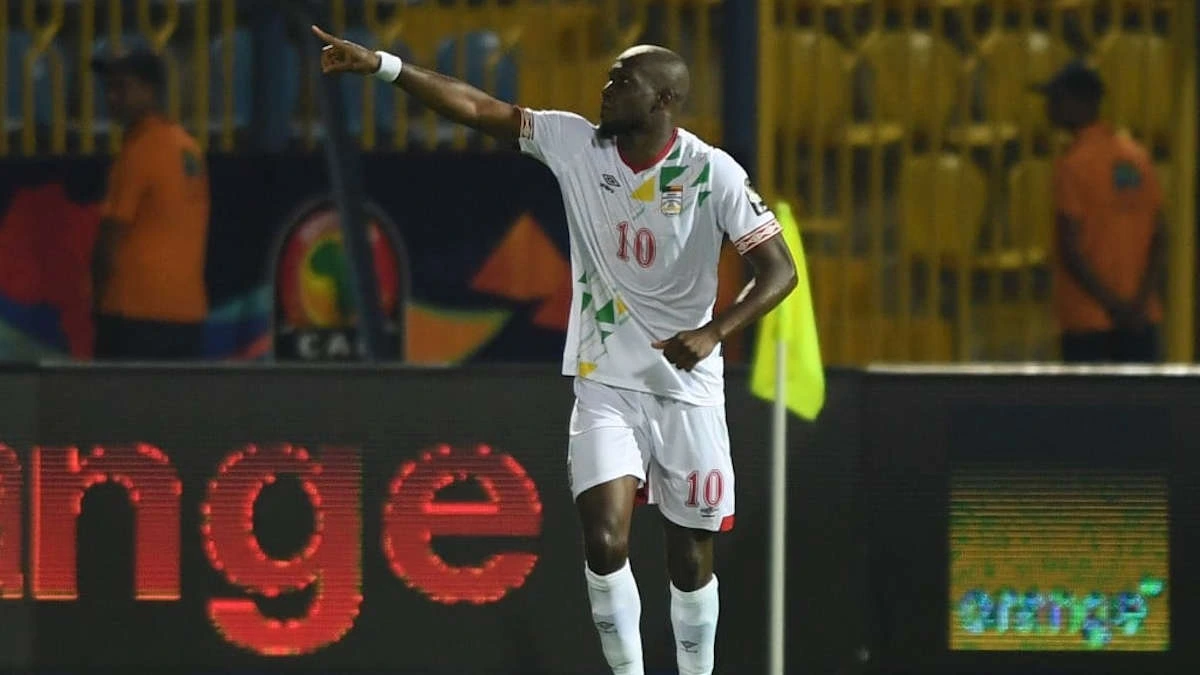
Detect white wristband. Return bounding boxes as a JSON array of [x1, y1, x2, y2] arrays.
[[374, 51, 403, 82]]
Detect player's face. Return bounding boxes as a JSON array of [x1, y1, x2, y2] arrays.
[[599, 60, 657, 138]]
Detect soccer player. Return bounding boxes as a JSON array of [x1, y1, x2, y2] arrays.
[[313, 26, 798, 675]]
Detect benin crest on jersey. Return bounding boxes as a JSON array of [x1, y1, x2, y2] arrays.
[[661, 185, 684, 216]]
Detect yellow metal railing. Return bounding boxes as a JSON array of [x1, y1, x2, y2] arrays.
[[20, 0, 67, 156], [760, 0, 1196, 365], [1, 0, 238, 156], [2, 0, 722, 156]]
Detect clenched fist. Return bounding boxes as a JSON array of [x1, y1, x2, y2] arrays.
[[652, 326, 722, 372], [312, 25, 381, 75]]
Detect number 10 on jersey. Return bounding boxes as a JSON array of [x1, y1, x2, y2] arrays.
[[616, 221, 656, 268]]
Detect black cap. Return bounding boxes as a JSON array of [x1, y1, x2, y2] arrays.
[[91, 48, 166, 92], [1032, 60, 1105, 101]]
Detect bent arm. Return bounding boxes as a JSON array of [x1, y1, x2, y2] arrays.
[[92, 217, 122, 306], [709, 236, 797, 340], [1057, 212, 1127, 315], [1134, 214, 1166, 310]]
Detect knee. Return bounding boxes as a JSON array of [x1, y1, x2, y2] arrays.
[[584, 523, 630, 574], [667, 543, 712, 591]]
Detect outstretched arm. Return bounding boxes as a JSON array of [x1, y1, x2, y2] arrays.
[[312, 25, 521, 142]]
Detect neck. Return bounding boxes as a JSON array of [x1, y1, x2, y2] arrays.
[[616, 123, 677, 171], [1067, 119, 1098, 136], [124, 107, 159, 131]]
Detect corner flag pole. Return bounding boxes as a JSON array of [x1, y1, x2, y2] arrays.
[[768, 335, 787, 675]]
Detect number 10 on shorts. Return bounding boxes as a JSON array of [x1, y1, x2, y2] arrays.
[[685, 469, 724, 508]]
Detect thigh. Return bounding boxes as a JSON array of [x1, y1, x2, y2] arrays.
[[1113, 326, 1160, 363], [93, 315, 120, 359], [567, 378, 651, 501], [94, 314, 137, 359], [1060, 331, 1114, 363], [123, 320, 204, 360], [646, 401, 735, 533], [568, 426, 648, 501], [156, 322, 204, 360]]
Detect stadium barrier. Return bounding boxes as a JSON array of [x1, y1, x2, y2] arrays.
[[0, 362, 1197, 674], [0, 363, 865, 673], [758, 0, 1197, 365]]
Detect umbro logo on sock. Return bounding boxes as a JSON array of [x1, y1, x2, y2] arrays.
[[595, 621, 617, 634], [680, 640, 699, 653]]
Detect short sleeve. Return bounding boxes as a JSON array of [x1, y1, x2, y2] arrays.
[[102, 145, 155, 223], [711, 149, 781, 254], [1052, 159, 1085, 221], [518, 108, 595, 166]]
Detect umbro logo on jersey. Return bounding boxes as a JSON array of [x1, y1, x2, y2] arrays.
[[600, 173, 621, 193]]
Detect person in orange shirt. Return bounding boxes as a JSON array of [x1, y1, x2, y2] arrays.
[[1037, 62, 1165, 363], [91, 50, 210, 360]]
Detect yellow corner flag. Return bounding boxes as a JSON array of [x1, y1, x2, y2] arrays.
[[749, 201, 825, 420]]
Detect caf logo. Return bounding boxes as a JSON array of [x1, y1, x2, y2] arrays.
[[271, 199, 408, 361]]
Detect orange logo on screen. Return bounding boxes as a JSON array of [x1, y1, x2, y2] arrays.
[[277, 208, 400, 328], [0, 442, 543, 657]]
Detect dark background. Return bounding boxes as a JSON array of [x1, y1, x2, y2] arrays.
[[1, 364, 1199, 674], [862, 370, 1200, 675], [0, 364, 867, 674]]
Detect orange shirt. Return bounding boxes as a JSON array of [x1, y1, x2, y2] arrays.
[[1053, 123, 1162, 333], [100, 114, 209, 322]]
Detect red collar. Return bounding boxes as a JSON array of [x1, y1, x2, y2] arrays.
[[618, 128, 679, 173]]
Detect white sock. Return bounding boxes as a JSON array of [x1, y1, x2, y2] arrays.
[[585, 561, 645, 675], [670, 574, 719, 675]]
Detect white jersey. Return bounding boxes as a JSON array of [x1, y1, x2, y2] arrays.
[[518, 108, 780, 406]]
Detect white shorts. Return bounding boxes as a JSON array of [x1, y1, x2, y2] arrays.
[[567, 377, 735, 532]]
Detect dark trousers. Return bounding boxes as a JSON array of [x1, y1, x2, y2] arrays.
[[1061, 325, 1160, 364], [94, 314, 204, 361]]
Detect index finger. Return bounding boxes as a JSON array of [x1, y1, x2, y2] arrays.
[[311, 25, 340, 45]]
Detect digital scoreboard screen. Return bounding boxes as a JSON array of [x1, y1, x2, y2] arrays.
[[950, 465, 1169, 651]]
